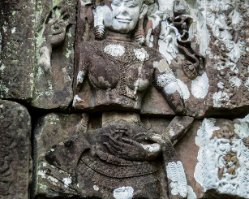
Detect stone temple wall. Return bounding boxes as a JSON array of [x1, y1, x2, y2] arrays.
[[0, 0, 249, 198]]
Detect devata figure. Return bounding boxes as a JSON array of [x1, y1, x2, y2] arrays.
[[44, 0, 193, 198]]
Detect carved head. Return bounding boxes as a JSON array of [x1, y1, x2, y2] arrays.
[[104, 0, 148, 33], [94, 0, 153, 39]]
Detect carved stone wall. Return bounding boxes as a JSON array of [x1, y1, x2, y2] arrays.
[[0, 100, 31, 199], [0, 0, 249, 199]]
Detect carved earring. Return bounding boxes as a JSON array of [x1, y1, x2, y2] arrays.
[[93, 6, 106, 40], [94, 24, 105, 40], [134, 17, 145, 45]]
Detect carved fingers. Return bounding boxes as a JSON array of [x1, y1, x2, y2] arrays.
[[102, 129, 148, 161]]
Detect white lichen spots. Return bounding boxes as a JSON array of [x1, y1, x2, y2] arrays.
[[36, 30, 46, 49], [234, 114, 249, 139], [38, 170, 46, 179], [93, 185, 99, 191], [156, 73, 176, 88], [81, 0, 92, 6], [0, 64, 6, 71], [38, 184, 49, 193], [195, 119, 220, 147], [2, 26, 7, 33], [104, 44, 125, 57], [38, 46, 51, 72], [228, 42, 243, 63], [245, 78, 249, 90], [65, 48, 72, 59], [177, 79, 190, 101], [157, 0, 174, 17], [53, 0, 62, 5], [195, 116, 249, 198], [42, 162, 48, 167], [47, 176, 59, 184], [191, 72, 209, 99], [141, 143, 160, 153], [166, 161, 188, 197], [77, 71, 85, 85], [153, 59, 171, 73], [213, 91, 230, 108], [187, 185, 197, 199], [158, 21, 179, 64], [113, 186, 134, 199], [11, 27, 16, 34], [62, 177, 72, 188], [229, 76, 242, 88], [134, 78, 149, 95], [73, 95, 83, 107], [168, 127, 175, 137], [217, 82, 224, 89], [12, 11, 16, 16], [194, 0, 246, 61], [216, 61, 239, 74], [133, 48, 149, 61], [161, 78, 190, 101], [194, 119, 220, 190]]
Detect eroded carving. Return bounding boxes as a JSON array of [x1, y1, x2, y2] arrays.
[[38, 4, 72, 72], [0, 100, 31, 199], [45, 119, 191, 198], [195, 116, 249, 198], [36, 0, 198, 198]]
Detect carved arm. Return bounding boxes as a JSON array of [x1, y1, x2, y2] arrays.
[[154, 58, 185, 114], [38, 5, 71, 72]]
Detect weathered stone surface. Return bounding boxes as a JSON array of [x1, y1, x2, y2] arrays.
[[0, 0, 35, 100], [201, 0, 249, 115], [141, 86, 175, 116], [151, 0, 249, 117], [176, 114, 249, 199], [169, 0, 249, 117], [32, 0, 76, 109], [34, 113, 88, 197], [0, 100, 31, 199]]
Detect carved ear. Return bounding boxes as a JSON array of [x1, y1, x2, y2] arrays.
[[139, 4, 148, 19]]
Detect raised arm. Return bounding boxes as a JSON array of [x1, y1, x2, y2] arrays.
[[154, 58, 185, 114], [72, 42, 91, 107]]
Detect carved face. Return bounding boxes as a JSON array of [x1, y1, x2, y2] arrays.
[[104, 0, 145, 33]]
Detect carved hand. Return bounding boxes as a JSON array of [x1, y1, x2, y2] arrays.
[[39, 5, 71, 73], [44, 5, 70, 46], [103, 129, 161, 161]]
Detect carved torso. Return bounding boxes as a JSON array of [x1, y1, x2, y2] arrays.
[[75, 40, 162, 110]]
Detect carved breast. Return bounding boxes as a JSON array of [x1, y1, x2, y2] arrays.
[[87, 41, 154, 93]]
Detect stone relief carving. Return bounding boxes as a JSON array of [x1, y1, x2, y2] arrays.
[[32, 0, 76, 109], [1, 0, 249, 198], [192, 0, 249, 110], [38, 4, 71, 72], [33, 0, 202, 198], [195, 115, 249, 198]]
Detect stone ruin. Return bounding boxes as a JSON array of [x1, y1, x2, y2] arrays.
[[0, 0, 249, 198]]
